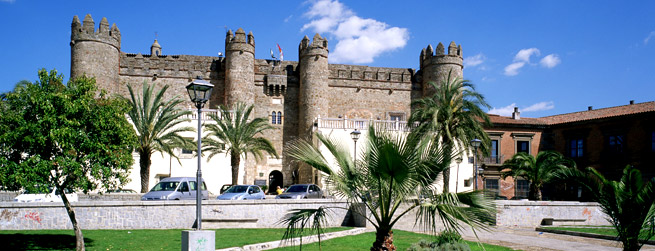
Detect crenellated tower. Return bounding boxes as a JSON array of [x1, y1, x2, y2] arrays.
[[419, 41, 463, 97], [297, 34, 329, 184], [224, 28, 255, 107], [70, 14, 121, 93]]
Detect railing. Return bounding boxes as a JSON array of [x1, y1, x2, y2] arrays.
[[315, 116, 417, 132], [481, 155, 504, 165], [183, 109, 221, 121]]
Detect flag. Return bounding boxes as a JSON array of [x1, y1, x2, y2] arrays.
[[270, 49, 275, 59], [277, 43, 284, 61]]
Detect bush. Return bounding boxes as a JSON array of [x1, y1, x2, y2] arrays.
[[406, 231, 470, 251]]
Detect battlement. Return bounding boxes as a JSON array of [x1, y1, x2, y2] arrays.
[[225, 28, 255, 55], [299, 34, 328, 58], [119, 52, 222, 80], [419, 41, 462, 69], [328, 64, 414, 92], [71, 14, 120, 49]]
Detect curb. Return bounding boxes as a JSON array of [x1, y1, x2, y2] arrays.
[[535, 227, 655, 245], [216, 227, 371, 251]]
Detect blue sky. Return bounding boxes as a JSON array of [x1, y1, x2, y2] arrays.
[[1, 0, 653, 117]]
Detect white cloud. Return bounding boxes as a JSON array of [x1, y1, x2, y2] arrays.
[[464, 53, 485, 67], [488, 103, 516, 116], [0, 0, 16, 3], [513, 48, 540, 62], [488, 101, 555, 116], [504, 62, 526, 76], [523, 101, 555, 112], [645, 31, 655, 45], [301, 0, 409, 64], [540, 54, 561, 68], [284, 15, 293, 23]]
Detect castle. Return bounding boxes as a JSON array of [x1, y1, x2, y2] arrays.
[[69, 14, 467, 193]]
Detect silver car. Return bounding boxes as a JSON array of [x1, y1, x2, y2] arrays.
[[217, 185, 265, 200], [141, 177, 208, 201], [275, 184, 324, 199]]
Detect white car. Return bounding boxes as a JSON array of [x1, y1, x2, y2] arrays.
[[14, 187, 78, 203]]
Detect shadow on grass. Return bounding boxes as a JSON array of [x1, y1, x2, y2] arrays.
[[0, 234, 93, 250]]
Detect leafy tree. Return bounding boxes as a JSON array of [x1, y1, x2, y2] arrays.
[[408, 72, 491, 193], [0, 69, 136, 251], [121, 83, 194, 193], [501, 151, 574, 200], [561, 166, 655, 251], [202, 103, 278, 185], [283, 128, 495, 250]]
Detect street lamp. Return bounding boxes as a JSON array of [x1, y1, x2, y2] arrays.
[[471, 139, 481, 190], [455, 157, 463, 193], [186, 77, 213, 230], [350, 129, 361, 160]]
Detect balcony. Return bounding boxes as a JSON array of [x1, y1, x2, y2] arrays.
[[315, 116, 417, 132], [481, 155, 504, 165]]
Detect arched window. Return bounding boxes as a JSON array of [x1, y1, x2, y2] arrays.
[[271, 111, 277, 124], [277, 111, 282, 124]]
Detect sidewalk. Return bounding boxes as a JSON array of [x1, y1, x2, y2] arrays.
[[460, 227, 655, 251]]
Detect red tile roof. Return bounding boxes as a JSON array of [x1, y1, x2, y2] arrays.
[[484, 101, 655, 126]]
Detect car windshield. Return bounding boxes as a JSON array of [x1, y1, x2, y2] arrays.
[[286, 185, 307, 193], [225, 186, 248, 193], [150, 181, 179, 192]]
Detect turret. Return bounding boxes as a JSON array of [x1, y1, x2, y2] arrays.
[[224, 28, 255, 107], [297, 33, 329, 184], [150, 39, 161, 56], [418, 41, 463, 97], [70, 14, 121, 93]]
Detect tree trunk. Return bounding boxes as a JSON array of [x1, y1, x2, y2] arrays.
[[61, 190, 84, 251], [231, 152, 240, 185], [529, 183, 541, 201], [442, 140, 453, 193], [370, 228, 395, 251], [139, 150, 152, 193]]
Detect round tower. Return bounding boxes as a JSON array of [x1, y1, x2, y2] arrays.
[[297, 34, 329, 184], [224, 28, 255, 107], [419, 41, 463, 97], [70, 14, 121, 93], [150, 39, 161, 56]]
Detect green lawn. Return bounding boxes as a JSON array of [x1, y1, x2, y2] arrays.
[[0, 227, 352, 250], [271, 229, 515, 251], [543, 226, 654, 241]]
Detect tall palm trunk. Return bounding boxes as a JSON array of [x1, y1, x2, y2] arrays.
[[442, 138, 453, 193], [139, 150, 152, 193], [231, 151, 241, 185], [61, 191, 84, 251], [529, 183, 541, 200], [371, 228, 395, 251]]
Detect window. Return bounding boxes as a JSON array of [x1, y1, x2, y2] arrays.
[[608, 135, 624, 153], [277, 111, 282, 124], [515, 180, 529, 199], [491, 140, 499, 163], [484, 179, 499, 197], [271, 111, 277, 124], [272, 111, 283, 125], [181, 137, 194, 154], [568, 139, 584, 158], [517, 141, 529, 153]]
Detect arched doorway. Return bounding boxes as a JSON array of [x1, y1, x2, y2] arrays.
[[268, 170, 283, 194]]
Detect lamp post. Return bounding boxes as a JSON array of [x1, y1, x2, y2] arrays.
[[186, 77, 213, 230], [471, 139, 481, 190], [350, 129, 361, 160], [455, 157, 463, 193]]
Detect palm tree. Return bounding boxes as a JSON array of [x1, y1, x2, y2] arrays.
[[501, 151, 574, 200], [122, 83, 194, 193], [282, 128, 495, 251], [203, 103, 278, 185], [409, 71, 491, 193], [560, 166, 655, 251]]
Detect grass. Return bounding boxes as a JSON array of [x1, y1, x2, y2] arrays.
[[542, 226, 654, 241], [0, 227, 351, 250], [271, 229, 515, 251]]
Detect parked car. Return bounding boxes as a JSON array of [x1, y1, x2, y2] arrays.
[[275, 184, 324, 199], [217, 185, 265, 200], [141, 177, 208, 201], [14, 187, 78, 203]]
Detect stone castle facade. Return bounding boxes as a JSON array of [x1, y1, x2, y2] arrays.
[[69, 14, 465, 191]]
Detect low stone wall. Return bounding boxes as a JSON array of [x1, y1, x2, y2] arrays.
[[0, 199, 610, 231], [0, 200, 351, 230], [495, 200, 609, 227]]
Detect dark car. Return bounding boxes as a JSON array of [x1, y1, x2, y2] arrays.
[[275, 184, 324, 199]]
